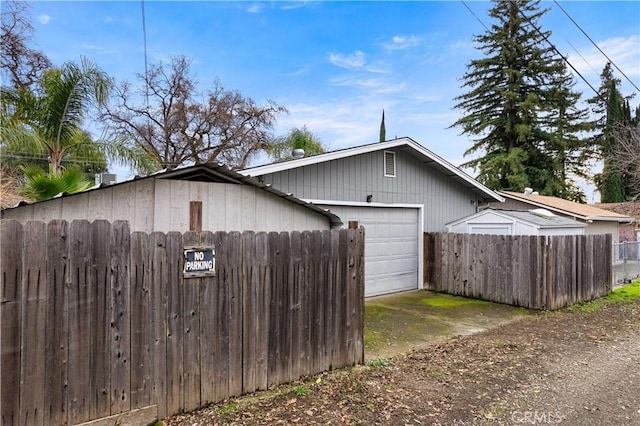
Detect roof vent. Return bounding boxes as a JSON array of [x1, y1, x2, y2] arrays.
[[524, 187, 533, 195], [95, 173, 117, 186], [291, 149, 305, 159]]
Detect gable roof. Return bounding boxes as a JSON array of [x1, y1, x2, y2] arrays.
[[447, 208, 587, 229], [1, 163, 343, 228], [240, 137, 504, 202], [500, 191, 635, 223]]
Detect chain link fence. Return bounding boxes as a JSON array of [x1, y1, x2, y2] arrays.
[[613, 241, 640, 287]]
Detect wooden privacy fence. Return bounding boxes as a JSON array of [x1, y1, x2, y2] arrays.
[[1, 219, 365, 426], [424, 233, 612, 310]]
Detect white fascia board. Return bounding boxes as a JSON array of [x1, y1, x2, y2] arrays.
[[586, 216, 635, 223], [241, 137, 503, 203], [240, 138, 414, 176], [405, 140, 504, 203]]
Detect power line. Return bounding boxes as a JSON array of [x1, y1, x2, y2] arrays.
[[566, 40, 599, 76], [458, 0, 603, 102], [513, 4, 604, 102], [460, 0, 489, 32], [141, 0, 150, 111], [553, 0, 640, 93]]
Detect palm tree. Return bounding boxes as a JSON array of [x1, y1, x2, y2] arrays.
[[267, 126, 326, 162], [1, 57, 155, 194], [18, 164, 92, 201]]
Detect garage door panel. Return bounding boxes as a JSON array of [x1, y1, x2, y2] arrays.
[[321, 205, 419, 297]]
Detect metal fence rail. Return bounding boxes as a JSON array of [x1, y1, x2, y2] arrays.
[[613, 241, 640, 286]]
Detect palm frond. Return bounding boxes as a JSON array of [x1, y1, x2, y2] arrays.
[[19, 164, 92, 201]]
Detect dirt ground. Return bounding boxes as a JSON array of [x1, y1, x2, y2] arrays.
[[164, 287, 640, 426]]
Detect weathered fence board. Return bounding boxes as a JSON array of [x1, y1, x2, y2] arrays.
[[44, 220, 69, 426], [149, 232, 168, 419], [165, 231, 184, 416], [1, 220, 364, 426], [110, 221, 132, 415], [67, 220, 92, 424], [182, 232, 203, 413], [424, 233, 612, 310], [91, 220, 111, 420], [20, 221, 46, 426]]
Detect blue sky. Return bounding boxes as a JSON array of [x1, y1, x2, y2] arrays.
[[27, 1, 640, 201]]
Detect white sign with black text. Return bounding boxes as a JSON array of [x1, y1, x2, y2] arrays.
[[183, 247, 215, 278]]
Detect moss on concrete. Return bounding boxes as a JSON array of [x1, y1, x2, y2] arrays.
[[364, 290, 532, 361], [419, 293, 491, 308]]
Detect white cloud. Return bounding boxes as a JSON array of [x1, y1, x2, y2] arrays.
[[449, 39, 475, 54], [327, 75, 406, 95], [246, 3, 264, 14], [571, 35, 640, 79], [38, 14, 51, 24], [329, 51, 366, 70], [280, 67, 308, 77], [568, 35, 640, 97], [382, 35, 421, 52], [280, 1, 313, 11], [80, 43, 116, 55]]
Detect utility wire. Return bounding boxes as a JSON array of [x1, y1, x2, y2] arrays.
[[459, 0, 603, 101], [141, 0, 150, 111], [553, 0, 640, 93], [460, 0, 489, 32], [566, 39, 599, 76], [514, 4, 604, 102]]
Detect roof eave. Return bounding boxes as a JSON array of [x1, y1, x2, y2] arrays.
[[241, 137, 504, 203]]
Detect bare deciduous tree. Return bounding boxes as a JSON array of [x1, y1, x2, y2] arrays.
[[102, 55, 287, 170], [610, 122, 640, 201], [1, 0, 51, 89]]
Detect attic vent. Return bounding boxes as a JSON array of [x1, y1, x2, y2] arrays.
[[384, 151, 396, 177]]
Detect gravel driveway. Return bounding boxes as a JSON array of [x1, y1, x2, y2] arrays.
[[165, 289, 640, 425]]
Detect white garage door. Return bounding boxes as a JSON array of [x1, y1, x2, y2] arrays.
[[321, 206, 420, 297]]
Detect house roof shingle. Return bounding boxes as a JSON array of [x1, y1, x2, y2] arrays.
[[500, 191, 635, 223], [591, 202, 640, 221]]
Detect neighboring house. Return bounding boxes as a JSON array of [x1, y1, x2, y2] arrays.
[[241, 137, 503, 296], [485, 191, 634, 243], [446, 208, 587, 236], [591, 202, 640, 242], [1, 163, 341, 233]]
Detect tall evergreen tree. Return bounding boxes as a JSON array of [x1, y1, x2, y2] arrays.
[[541, 61, 593, 201], [587, 63, 630, 202], [452, 0, 589, 198], [379, 109, 386, 142]]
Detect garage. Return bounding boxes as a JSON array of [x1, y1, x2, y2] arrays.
[[240, 138, 504, 297], [319, 205, 420, 297]]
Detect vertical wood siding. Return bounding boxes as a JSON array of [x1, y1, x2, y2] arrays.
[[0, 179, 331, 234], [0, 220, 364, 426], [261, 149, 478, 232]]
